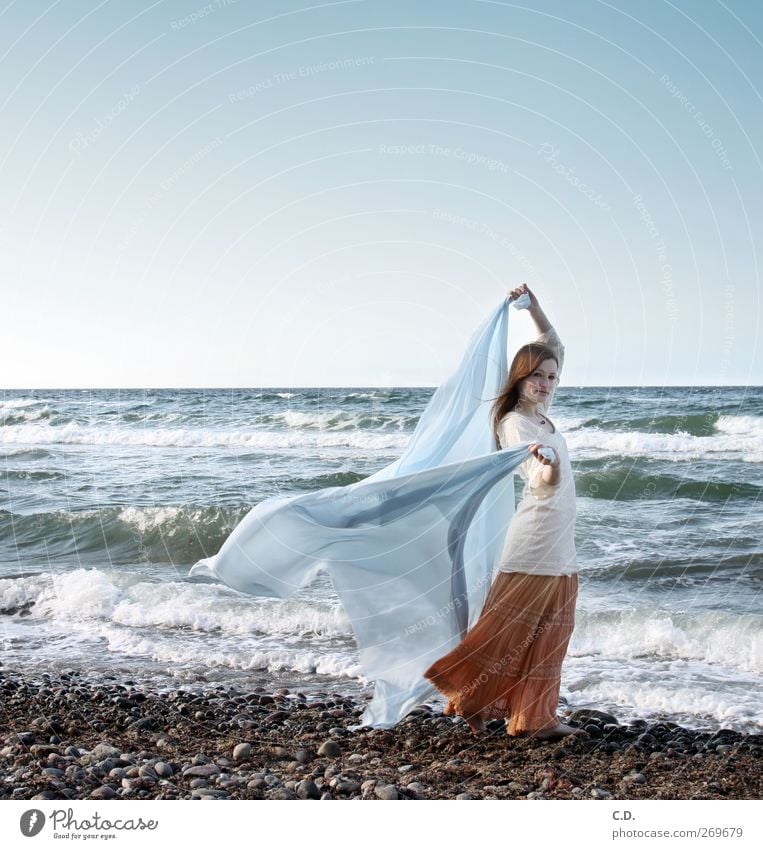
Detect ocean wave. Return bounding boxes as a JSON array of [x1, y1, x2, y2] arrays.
[[0, 400, 54, 425], [1, 505, 248, 564], [0, 398, 48, 409], [574, 463, 762, 501], [276, 409, 416, 431], [0, 568, 353, 639], [579, 413, 718, 436], [573, 605, 763, 674]]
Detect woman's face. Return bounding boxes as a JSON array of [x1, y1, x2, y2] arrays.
[[519, 357, 558, 403]]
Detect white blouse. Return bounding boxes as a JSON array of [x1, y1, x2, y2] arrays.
[[495, 326, 578, 577]]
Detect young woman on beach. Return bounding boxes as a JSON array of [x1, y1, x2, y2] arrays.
[[423, 283, 588, 741]]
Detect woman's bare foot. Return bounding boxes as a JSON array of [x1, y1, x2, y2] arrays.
[[529, 722, 590, 740], [465, 713, 486, 735]]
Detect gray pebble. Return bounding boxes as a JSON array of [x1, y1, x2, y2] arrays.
[[335, 780, 361, 795], [183, 763, 221, 778], [89, 785, 117, 799], [154, 761, 173, 778], [269, 788, 298, 800], [455, 793, 473, 800], [192, 788, 230, 799], [374, 784, 399, 800], [569, 709, 619, 725], [317, 740, 341, 758], [32, 790, 61, 800], [13, 732, 36, 745], [508, 781, 530, 793], [138, 764, 158, 780], [233, 743, 251, 761], [297, 779, 321, 799], [129, 717, 158, 731], [85, 743, 121, 762], [41, 768, 66, 778]]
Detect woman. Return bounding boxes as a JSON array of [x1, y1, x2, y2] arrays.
[[423, 283, 587, 740]]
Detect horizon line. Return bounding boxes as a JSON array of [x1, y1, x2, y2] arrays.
[[2, 384, 761, 391]]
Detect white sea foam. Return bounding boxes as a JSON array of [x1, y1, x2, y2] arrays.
[[4, 414, 759, 459], [1, 569, 360, 680], [117, 506, 186, 533], [0, 423, 410, 451], [279, 410, 361, 429], [572, 605, 763, 674], [0, 399, 52, 422], [276, 409, 413, 431], [716, 414, 763, 437], [0, 398, 46, 409], [2, 567, 761, 728], [563, 654, 763, 731], [6, 568, 762, 673], [94, 625, 362, 679], [566, 426, 763, 461], [6, 568, 352, 638]]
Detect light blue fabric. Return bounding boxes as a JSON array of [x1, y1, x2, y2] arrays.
[[188, 298, 532, 728]]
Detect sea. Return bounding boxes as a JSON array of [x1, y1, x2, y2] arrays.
[[1, 386, 761, 733]]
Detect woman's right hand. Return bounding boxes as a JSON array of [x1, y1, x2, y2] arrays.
[[508, 282, 539, 309]]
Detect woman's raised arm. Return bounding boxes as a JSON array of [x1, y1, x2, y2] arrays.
[[507, 282, 565, 404]]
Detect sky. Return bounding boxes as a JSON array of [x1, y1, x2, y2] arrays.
[[1, 0, 761, 388]]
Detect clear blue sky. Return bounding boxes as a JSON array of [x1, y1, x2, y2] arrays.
[[1, 0, 761, 388]]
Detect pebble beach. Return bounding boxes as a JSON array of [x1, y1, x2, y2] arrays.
[[1, 667, 760, 801]]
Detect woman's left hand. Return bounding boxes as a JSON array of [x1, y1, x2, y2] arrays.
[[529, 442, 560, 467]]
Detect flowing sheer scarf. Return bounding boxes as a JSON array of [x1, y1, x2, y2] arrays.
[[189, 298, 532, 728]]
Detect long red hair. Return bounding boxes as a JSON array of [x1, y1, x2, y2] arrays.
[[490, 343, 559, 449]]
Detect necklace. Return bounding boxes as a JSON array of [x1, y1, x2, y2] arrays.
[[514, 400, 548, 427]]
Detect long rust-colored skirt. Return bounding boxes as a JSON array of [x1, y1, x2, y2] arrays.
[[423, 571, 578, 735]]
